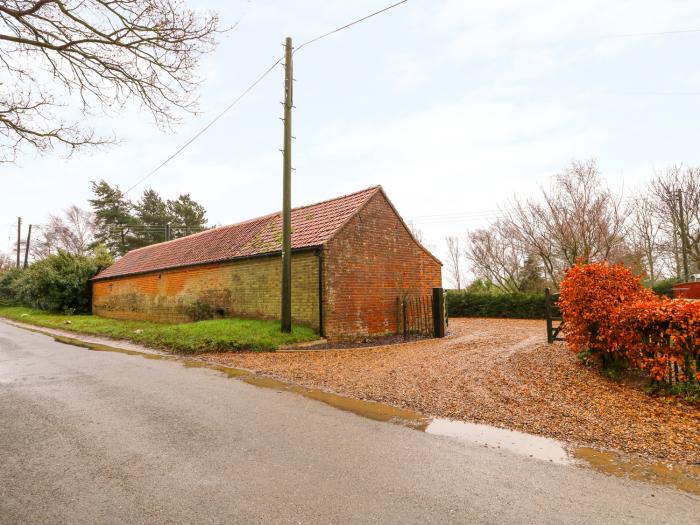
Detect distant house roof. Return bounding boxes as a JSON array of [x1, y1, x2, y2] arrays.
[[93, 186, 383, 281]]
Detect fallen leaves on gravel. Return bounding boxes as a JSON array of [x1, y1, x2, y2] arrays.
[[202, 318, 700, 464]]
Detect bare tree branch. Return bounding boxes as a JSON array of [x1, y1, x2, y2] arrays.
[[31, 204, 96, 259], [444, 236, 463, 290], [0, 0, 220, 161], [650, 166, 700, 275], [466, 219, 526, 294]]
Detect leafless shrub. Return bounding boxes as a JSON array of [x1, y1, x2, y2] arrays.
[[466, 219, 526, 294], [32, 205, 96, 259]]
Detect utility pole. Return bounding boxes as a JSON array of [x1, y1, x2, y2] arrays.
[[678, 190, 690, 282], [16, 217, 21, 269], [671, 213, 681, 280], [281, 36, 293, 333], [23, 224, 32, 269]]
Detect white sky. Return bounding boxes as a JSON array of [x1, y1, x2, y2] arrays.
[[4, 0, 700, 263]]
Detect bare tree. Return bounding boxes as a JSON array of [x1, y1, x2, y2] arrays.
[[465, 219, 526, 294], [0, 0, 220, 161], [32, 205, 96, 259], [406, 220, 425, 244], [444, 236, 463, 290], [628, 193, 663, 283], [504, 160, 628, 287], [462, 160, 633, 292], [0, 252, 14, 271], [650, 167, 700, 277], [406, 220, 436, 252], [541, 160, 627, 265], [506, 198, 561, 285]]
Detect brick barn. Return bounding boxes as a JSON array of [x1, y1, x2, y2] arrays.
[[92, 186, 442, 340]]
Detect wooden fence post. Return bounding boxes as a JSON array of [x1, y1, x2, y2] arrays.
[[396, 297, 401, 336], [402, 298, 408, 340], [432, 288, 445, 337], [444, 291, 448, 328], [545, 287, 554, 344]]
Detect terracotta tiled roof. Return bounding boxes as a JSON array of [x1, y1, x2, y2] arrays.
[[93, 186, 381, 280]]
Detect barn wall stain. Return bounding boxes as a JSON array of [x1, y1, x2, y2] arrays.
[[93, 252, 319, 329]]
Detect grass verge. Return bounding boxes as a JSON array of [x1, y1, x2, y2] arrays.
[[0, 306, 319, 353]]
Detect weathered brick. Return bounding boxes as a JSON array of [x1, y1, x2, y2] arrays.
[[93, 251, 320, 329], [92, 188, 442, 341], [322, 192, 442, 340]]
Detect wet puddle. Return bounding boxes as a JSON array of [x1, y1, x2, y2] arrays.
[[574, 448, 700, 496], [53, 335, 178, 361], [50, 334, 700, 496], [425, 418, 571, 464], [53, 336, 429, 427]]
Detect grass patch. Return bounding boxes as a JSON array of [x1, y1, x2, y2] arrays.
[[0, 306, 319, 353]]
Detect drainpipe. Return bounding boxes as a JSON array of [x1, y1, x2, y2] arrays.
[[317, 248, 324, 337]]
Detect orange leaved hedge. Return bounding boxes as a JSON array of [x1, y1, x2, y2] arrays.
[[559, 262, 700, 385]]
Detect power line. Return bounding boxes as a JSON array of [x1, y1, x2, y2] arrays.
[[607, 28, 700, 38], [409, 210, 501, 219], [294, 0, 409, 53], [230, 0, 253, 32], [123, 56, 284, 195], [123, 0, 411, 195], [410, 217, 505, 226]]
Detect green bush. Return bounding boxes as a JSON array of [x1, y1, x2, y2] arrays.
[[446, 291, 547, 319], [185, 301, 215, 321], [651, 278, 680, 298], [0, 250, 112, 314], [0, 268, 23, 305]]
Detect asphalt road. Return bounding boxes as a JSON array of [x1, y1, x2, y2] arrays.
[[1, 321, 698, 524]]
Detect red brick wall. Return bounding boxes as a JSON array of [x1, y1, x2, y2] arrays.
[[322, 191, 442, 340]]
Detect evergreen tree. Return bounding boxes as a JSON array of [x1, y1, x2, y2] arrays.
[[134, 189, 170, 246], [89, 181, 208, 255], [89, 180, 135, 256], [167, 194, 207, 237]]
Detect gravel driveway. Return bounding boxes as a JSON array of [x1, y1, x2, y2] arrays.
[[204, 318, 700, 464]]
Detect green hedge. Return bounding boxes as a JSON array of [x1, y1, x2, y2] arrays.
[[0, 250, 111, 314], [651, 278, 680, 298], [446, 291, 547, 319]]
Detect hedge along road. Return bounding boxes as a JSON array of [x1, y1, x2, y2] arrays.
[[0, 321, 698, 524]]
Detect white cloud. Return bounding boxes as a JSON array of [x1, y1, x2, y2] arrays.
[[392, 56, 429, 90], [435, 0, 700, 62], [308, 94, 606, 231]]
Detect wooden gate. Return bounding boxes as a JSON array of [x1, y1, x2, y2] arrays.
[[545, 288, 565, 343], [397, 288, 446, 340]]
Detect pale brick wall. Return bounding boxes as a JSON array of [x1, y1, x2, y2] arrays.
[[93, 251, 320, 329], [322, 192, 442, 340]]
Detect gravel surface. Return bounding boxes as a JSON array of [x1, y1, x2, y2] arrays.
[[204, 318, 700, 464]]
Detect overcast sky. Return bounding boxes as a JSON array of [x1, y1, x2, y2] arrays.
[[4, 0, 700, 262]]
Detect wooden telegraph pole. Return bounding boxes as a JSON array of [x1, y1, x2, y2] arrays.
[[678, 190, 690, 282], [281, 37, 293, 333], [16, 217, 21, 268], [23, 224, 32, 269]]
